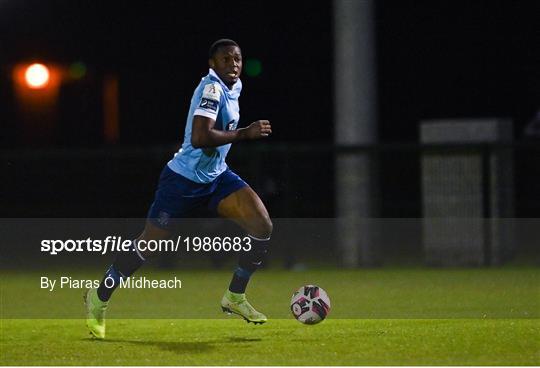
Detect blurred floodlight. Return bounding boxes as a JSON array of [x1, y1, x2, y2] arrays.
[[25, 63, 50, 89]]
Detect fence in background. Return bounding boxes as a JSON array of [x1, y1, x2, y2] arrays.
[[2, 141, 539, 266]]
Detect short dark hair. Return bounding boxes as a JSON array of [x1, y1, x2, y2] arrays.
[[209, 39, 240, 58]]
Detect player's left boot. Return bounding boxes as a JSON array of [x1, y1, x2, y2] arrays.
[[84, 288, 108, 339], [221, 290, 267, 324]]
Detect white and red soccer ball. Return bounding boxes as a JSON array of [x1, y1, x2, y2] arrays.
[[290, 285, 331, 324]]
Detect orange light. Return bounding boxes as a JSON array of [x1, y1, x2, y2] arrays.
[[25, 63, 50, 89]]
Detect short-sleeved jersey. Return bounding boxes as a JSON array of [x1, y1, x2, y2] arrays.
[[168, 69, 242, 183]]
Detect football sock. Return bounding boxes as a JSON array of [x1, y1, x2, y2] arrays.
[[228, 267, 253, 294], [97, 240, 145, 302], [228, 235, 270, 294]]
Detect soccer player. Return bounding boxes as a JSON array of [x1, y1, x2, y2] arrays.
[[85, 39, 273, 339]]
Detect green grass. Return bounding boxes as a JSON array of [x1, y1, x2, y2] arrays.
[[1, 267, 539, 365], [2, 319, 539, 365]]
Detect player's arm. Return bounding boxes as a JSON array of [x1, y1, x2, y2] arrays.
[[191, 116, 272, 148]]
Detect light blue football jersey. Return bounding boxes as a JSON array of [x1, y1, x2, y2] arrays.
[[168, 69, 242, 183]]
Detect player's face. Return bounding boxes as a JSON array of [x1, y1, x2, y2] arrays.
[[210, 46, 242, 88]]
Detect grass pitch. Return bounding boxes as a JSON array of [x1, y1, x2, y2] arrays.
[[1, 267, 539, 365]]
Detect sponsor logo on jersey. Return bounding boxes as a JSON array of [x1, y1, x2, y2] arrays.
[[199, 98, 218, 112]]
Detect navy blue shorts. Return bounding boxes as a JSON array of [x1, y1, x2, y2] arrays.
[[147, 165, 248, 228]]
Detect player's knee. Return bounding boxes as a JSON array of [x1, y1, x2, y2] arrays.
[[252, 216, 273, 240]]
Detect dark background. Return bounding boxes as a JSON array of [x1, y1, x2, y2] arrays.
[[1, 0, 539, 218]]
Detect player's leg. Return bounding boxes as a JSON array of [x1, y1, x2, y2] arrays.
[[215, 184, 273, 324], [86, 165, 190, 338], [85, 219, 171, 339], [93, 163, 183, 305], [218, 185, 272, 293]]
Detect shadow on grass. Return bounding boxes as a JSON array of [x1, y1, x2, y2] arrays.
[[82, 335, 262, 354]]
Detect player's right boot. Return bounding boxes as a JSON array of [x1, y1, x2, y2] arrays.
[[84, 288, 108, 339], [221, 290, 267, 324]]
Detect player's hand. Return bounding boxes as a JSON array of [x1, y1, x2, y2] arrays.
[[244, 120, 272, 139]]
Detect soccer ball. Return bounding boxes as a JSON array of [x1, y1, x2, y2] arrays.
[[290, 285, 331, 324]]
